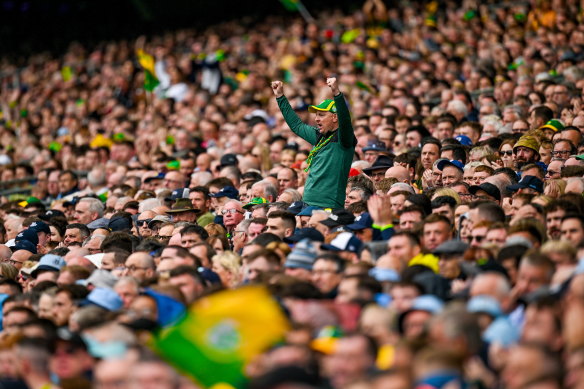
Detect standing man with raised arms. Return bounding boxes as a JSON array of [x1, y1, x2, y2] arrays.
[[271, 77, 356, 209]]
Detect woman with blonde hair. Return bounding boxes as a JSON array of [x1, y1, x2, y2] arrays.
[[543, 179, 566, 198], [266, 241, 292, 263], [431, 188, 461, 205], [211, 251, 242, 288], [0, 263, 18, 280]]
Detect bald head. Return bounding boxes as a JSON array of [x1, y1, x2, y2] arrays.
[[385, 165, 410, 182], [0, 245, 12, 261]]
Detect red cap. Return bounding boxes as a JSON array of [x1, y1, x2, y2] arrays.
[[348, 168, 360, 177]]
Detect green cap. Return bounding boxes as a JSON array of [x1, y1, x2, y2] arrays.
[[243, 197, 269, 210], [540, 119, 564, 133], [308, 99, 337, 114]]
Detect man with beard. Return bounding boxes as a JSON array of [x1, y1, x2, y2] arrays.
[[513, 135, 541, 170], [544, 200, 579, 240]]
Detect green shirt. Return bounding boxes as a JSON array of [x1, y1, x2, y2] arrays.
[[277, 93, 355, 209]]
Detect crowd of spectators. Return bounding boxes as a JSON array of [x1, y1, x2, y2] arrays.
[[0, 0, 583, 387]]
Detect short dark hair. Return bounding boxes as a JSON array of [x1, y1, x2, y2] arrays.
[[544, 200, 579, 215], [441, 144, 467, 164], [431, 196, 457, 210], [391, 231, 421, 247], [0, 279, 22, 295], [423, 213, 452, 228], [562, 213, 584, 229], [101, 232, 134, 253], [181, 224, 209, 241], [267, 211, 296, 230], [169, 265, 205, 285], [189, 186, 209, 199], [65, 223, 90, 239]]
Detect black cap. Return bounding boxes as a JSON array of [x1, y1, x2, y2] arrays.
[[284, 228, 325, 243], [319, 209, 355, 228]]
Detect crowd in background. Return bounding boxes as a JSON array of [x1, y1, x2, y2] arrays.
[[0, 0, 583, 388]]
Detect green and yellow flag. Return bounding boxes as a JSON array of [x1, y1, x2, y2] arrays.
[[279, 0, 299, 11], [136, 49, 160, 92], [152, 286, 289, 389]]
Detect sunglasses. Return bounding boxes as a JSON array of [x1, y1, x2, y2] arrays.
[[137, 218, 152, 226], [222, 209, 244, 215], [500, 150, 513, 156]]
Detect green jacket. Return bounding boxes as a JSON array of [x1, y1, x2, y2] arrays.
[[277, 93, 355, 208]]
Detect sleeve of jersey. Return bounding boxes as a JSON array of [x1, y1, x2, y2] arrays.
[[276, 96, 318, 145], [334, 92, 355, 149]]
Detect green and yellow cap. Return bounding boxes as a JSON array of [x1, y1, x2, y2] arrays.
[[540, 119, 564, 133], [308, 99, 337, 114], [243, 197, 269, 210]]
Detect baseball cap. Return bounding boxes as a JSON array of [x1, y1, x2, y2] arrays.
[[170, 188, 190, 201], [28, 221, 51, 235], [362, 140, 387, 153], [433, 239, 469, 256], [143, 172, 165, 183], [297, 205, 321, 217], [284, 228, 325, 243], [321, 232, 363, 253], [437, 159, 464, 172], [15, 229, 39, 246], [87, 218, 110, 230], [540, 119, 564, 133], [219, 153, 238, 168], [108, 214, 133, 232], [455, 134, 473, 146], [469, 182, 501, 201], [467, 295, 502, 318], [243, 197, 269, 210], [345, 213, 373, 231], [397, 295, 444, 334], [208, 186, 239, 200], [319, 209, 355, 228], [308, 99, 337, 114], [31, 254, 66, 277], [12, 240, 37, 254], [81, 287, 123, 312], [77, 269, 117, 289], [506, 175, 544, 193], [287, 201, 307, 215], [38, 209, 66, 221]]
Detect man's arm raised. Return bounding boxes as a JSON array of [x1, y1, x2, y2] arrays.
[[328, 77, 354, 148], [272, 80, 317, 145]]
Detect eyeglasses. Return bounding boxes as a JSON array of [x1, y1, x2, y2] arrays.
[[155, 235, 172, 241], [222, 209, 244, 215], [312, 269, 338, 275], [4, 258, 24, 266], [126, 265, 150, 272], [137, 218, 152, 226], [500, 150, 513, 156], [546, 170, 560, 177], [369, 171, 386, 178], [471, 235, 485, 242], [552, 150, 571, 157]]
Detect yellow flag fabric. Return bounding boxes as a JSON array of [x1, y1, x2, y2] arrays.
[[153, 286, 289, 388]]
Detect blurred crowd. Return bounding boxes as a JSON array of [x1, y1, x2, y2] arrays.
[[0, 0, 583, 388]]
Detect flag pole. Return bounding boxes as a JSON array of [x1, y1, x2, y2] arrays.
[[296, 1, 314, 23]]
